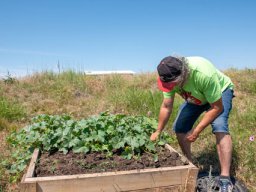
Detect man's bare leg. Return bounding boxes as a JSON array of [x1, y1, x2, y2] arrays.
[[215, 132, 232, 176], [176, 133, 192, 161]]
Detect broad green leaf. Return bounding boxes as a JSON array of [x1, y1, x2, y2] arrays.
[[145, 142, 156, 152], [133, 125, 142, 133], [73, 146, 90, 154], [121, 147, 133, 160], [69, 138, 82, 148], [130, 137, 140, 149], [157, 140, 166, 146], [59, 148, 68, 154], [113, 141, 125, 149]]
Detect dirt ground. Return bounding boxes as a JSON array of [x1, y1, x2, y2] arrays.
[[35, 147, 188, 177]]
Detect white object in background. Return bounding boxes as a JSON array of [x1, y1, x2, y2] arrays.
[[84, 70, 136, 75]]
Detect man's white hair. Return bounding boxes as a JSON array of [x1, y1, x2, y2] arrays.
[[174, 56, 190, 87]]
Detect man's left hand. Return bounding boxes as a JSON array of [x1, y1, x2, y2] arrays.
[[186, 130, 199, 142]]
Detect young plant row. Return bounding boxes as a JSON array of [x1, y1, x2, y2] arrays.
[[5, 112, 172, 174]]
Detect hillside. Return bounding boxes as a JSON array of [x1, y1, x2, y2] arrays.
[[0, 69, 255, 191]]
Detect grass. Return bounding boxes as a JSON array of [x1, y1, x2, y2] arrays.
[[0, 96, 26, 122], [0, 69, 255, 191]]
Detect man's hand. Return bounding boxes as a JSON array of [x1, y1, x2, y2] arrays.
[[186, 98, 223, 143], [186, 130, 199, 142], [150, 130, 161, 141]]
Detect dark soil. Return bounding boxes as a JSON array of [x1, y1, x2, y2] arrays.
[[35, 147, 188, 177]]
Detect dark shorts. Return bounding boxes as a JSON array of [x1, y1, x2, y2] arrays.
[[173, 88, 234, 134]]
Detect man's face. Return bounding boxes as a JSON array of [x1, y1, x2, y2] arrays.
[[157, 76, 180, 92]]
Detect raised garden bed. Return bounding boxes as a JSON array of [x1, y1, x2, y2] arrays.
[[21, 144, 198, 192]]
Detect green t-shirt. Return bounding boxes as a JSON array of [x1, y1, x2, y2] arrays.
[[163, 56, 234, 105]]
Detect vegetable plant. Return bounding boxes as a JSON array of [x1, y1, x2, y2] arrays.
[[5, 112, 172, 175]]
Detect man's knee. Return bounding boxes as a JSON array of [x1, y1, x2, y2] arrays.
[[215, 132, 232, 145], [175, 133, 186, 145], [212, 117, 229, 134]]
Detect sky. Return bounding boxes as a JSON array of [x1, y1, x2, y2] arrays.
[[0, 0, 256, 77]]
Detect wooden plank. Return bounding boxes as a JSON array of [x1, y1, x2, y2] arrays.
[[32, 169, 189, 192], [26, 149, 40, 178], [20, 183, 37, 192], [20, 175, 37, 192], [20, 149, 39, 192], [164, 144, 179, 154], [25, 163, 195, 182], [129, 185, 182, 192], [184, 168, 198, 192]]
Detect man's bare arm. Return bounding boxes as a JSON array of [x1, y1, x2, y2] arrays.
[[186, 98, 223, 142], [150, 96, 174, 141]]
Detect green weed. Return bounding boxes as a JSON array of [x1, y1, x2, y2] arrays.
[[0, 96, 26, 121], [2, 72, 16, 85]]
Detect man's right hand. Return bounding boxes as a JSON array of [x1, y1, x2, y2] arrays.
[[150, 130, 161, 141]]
